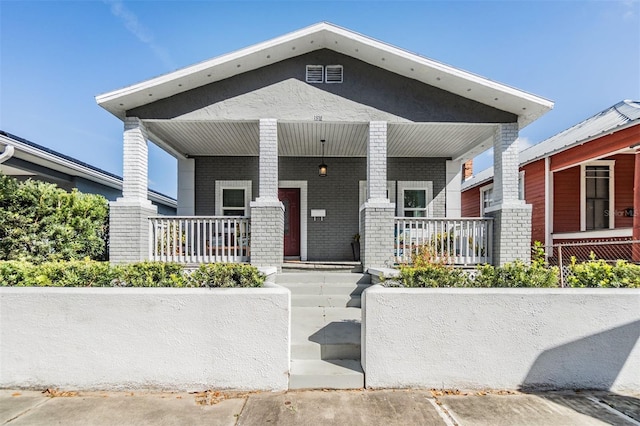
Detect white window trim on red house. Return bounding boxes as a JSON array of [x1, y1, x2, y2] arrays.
[[480, 171, 524, 216], [579, 160, 615, 232]]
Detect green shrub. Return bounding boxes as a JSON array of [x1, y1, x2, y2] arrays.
[[392, 260, 559, 288], [187, 263, 265, 288], [567, 257, 640, 288], [473, 260, 559, 288], [0, 175, 108, 263], [112, 262, 186, 287], [0, 260, 265, 288], [0, 259, 115, 287], [30, 259, 115, 287], [398, 264, 470, 287], [0, 260, 30, 286]]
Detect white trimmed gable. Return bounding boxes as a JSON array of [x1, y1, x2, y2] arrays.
[[96, 22, 552, 127]]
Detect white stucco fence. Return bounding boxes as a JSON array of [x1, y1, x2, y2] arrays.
[[0, 283, 290, 391], [362, 287, 640, 392]]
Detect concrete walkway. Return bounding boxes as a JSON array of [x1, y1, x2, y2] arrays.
[[2, 389, 639, 425], [276, 271, 368, 389]]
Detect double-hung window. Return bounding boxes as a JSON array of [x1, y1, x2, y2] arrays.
[[402, 189, 427, 217], [480, 184, 494, 216], [479, 172, 525, 215], [397, 181, 433, 217], [581, 161, 614, 230], [215, 180, 252, 217]]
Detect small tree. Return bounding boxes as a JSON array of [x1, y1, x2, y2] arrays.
[[0, 174, 109, 262]]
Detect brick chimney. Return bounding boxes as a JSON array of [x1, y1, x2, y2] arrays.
[[463, 160, 473, 181]]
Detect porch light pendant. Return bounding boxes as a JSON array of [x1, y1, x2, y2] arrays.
[[319, 139, 328, 177]]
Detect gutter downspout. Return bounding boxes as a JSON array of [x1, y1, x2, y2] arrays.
[[0, 144, 15, 164]]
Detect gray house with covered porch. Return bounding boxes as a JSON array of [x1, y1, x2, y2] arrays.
[[97, 22, 553, 271]]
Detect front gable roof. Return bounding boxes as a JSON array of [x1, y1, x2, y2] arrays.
[[96, 22, 552, 127]]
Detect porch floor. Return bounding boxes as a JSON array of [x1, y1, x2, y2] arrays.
[[282, 261, 363, 272]]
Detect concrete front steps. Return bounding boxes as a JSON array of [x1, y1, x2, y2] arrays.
[[275, 271, 369, 390]]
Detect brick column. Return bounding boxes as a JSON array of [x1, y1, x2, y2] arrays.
[[445, 159, 462, 218], [251, 119, 284, 270], [257, 118, 279, 202], [633, 151, 640, 262], [109, 117, 157, 264], [177, 157, 195, 215], [360, 121, 395, 271], [122, 118, 150, 200], [485, 123, 532, 265]]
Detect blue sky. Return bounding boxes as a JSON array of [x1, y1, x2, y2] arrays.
[[1, 0, 638, 198]]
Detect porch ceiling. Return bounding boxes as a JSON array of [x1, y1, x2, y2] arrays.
[[143, 119, 498, 160]]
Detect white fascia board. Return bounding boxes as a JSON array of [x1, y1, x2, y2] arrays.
[[2, 134, 176, 207], [148, 191, 177, 208], [96, 22, 553, 125], [96, 23, 331, 117], [520, 120, 640, 168], [326, 24, 553, 124], [0, 135, 122, 190]]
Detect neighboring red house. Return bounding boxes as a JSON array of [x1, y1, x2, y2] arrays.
[[462, 100, 640, 259]]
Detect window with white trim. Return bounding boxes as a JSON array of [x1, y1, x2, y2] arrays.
[[581, 161, 615, 231], [480, 173, 525, 215], [480, 184, 493, 216], [396, 181, 433, 217], [215, 180, 252, 217], [306, 65, 323, 83]]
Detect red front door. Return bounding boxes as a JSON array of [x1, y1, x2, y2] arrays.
[[278, 188, 301, 257]]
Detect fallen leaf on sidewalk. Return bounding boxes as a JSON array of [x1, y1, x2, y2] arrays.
[[12, 392, 21, 397], [42, 389, 78, 397], [194, 390, 254, 405], [430, 389, 466, 397]]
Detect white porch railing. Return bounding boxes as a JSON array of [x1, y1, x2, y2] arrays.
[[394, 217, 493, 265], [149, 216, 250, 263]]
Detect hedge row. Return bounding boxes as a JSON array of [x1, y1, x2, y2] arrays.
[[395, 259, 640, 288], [0, 260, 265, 288]]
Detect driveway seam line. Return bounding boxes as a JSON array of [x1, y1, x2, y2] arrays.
[[3, 396, 51, 424], [429, 398, 457, 426]]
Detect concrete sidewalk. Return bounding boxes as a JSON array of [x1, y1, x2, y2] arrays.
[[1, 388, 639, 425]]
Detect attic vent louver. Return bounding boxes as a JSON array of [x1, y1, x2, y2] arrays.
[[325, 65, 343, 83], [306, 65, 323, 83]]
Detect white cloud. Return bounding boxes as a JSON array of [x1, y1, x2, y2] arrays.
[[104, 0, 175, 70], [622, 0, 638, 20], [518, 136, 533, 152]]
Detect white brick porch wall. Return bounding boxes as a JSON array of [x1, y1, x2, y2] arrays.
[[110, 118, 156, 264], [250, 118, 285, 270], [361, 121, 395, 270], [487, 123, 532, 265]]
